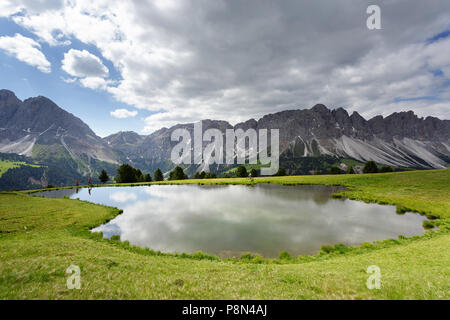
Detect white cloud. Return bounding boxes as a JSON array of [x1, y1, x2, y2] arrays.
[[109, 191, 137, 203], [3, 1, 450, 132], [0, 1, 22, 17], [110, 108, 138, 119], [0, 33, 51, 73], [143, 110, 201, 133], [61, 49, 108, 78], [61, 77, 77, 83], [80, 77, 113, 90]]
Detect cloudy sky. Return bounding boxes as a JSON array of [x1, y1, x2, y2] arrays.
[[0, 0, 449, 136]]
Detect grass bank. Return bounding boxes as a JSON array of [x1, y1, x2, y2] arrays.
[[1, 169, 449, 299]]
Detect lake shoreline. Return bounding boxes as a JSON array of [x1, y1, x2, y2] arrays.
[[0, 169, 449, 299]]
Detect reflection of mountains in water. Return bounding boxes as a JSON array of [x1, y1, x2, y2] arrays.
[[33, 184, 427, 258], [255, 184, 346, 205]]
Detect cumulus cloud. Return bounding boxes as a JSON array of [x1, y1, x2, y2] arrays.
[[0, 33, 51, 73], [80, 77, 114, 90], [0, 0, 64, 19], [0, 1, 22, 17], [61, 77, 77, 83], [3, 0, 450, 132], [110, 108, 138, 119], [143, 111, 202, 133], [109, 191, 137, 203], [62, 49, 109, 78]]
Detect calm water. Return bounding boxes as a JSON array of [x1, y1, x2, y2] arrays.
[[35, 184, 427, 257]]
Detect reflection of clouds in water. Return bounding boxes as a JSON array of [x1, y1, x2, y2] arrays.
[[92, 222, 121, 238], [109, 191, 137, 203], [93, 185, 426, 257]]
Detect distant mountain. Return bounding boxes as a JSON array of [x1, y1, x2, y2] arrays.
[[0, 89, 449, 189], [0, 89, 117, 165], [0, 89, 118, 189], [103, 104, 450, 173], [251, 105, 450, 169]]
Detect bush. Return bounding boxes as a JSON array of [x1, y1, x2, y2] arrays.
[[320, 245, 334, 254], [275, 167, 287, 176], [426, 214, 439, 220], [346, 166, 355, 174], [205, 172, 217, 179], [363, 161, 378, 174], [333, 244, 350, 254], [396, 206, 408, 214], [193, 171, 205, 179], [236, 165, 248, 178], [110, 235, 121, 241], [380, 166, 394, 173], [190, 251, 219, 261], [423, 220, 435, 229], [240, 253, 255, 260], [320, 244, 349, 254], [250, 168, 259, 177], [279, 251, 292, 260], [46, 184, 55, 189]]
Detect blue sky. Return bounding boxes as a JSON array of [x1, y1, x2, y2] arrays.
[[0, 1, 449, 137], [0, 17, 152, 137]]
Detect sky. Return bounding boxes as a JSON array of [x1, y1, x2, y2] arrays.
[[0, 0, 449, 137]]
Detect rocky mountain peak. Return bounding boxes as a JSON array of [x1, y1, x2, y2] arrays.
[[104, 131, 144, 146], [0, 89, 20, 101], [310, 104, 329, 113], [1, 89, 449, 175]]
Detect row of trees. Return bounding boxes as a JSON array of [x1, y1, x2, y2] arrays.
[[101, 160, 394, 184], [329, 161, 394, 175], [107, 164, 285, 183], [234, 166, 286, 178], [101, 165, 165, 184], [115, 164, 153, 183], [193, 171, 217, 179]]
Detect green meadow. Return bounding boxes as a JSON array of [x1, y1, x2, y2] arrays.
[[0, 169, 449, 299], [0, 159, 40, 178]]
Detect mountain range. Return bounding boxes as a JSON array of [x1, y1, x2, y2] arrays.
[[0, 89, 449, 189]]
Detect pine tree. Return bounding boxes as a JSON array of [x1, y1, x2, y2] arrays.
[[99, 169, 109, 184], [275, 167, 287, 176], [116, 164, 137, 183], [169, 166, 188, 180], [154, 168, 164, 181], [347, 166, 356, 174], [135, 169, 144, 182], [363, 161, 378, 174], [380, 166, 393, 173], [329, 166, 342, 174]]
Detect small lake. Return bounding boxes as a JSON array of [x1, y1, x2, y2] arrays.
[[34, 184, 427, 258]]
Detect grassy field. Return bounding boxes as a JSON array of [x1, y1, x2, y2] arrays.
[[0, 169, 449, 299]]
